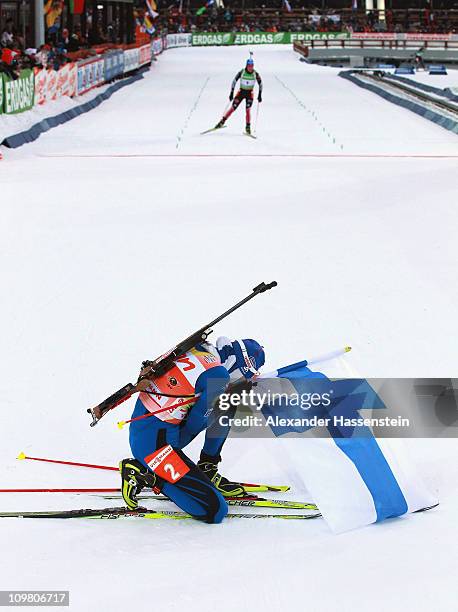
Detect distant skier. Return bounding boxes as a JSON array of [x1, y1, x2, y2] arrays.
[[414, 46, 426, 71], [120, 337, 265, 523], [214, 57, 263, 135]]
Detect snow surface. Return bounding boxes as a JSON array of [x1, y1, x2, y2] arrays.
[[407, 68, 458, 90], [1, 45, 457, 612]]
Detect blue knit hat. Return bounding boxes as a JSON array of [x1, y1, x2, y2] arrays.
[[216, 338, 265, 380]]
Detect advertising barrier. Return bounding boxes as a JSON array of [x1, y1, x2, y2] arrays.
[[77, 56, 105, 95], [34, 68, 46, 104], [46, 69, 58, 101], [34, 64, 78, 105], [57, 63, 77, 98], [152, 37, 164, 56], [0, 74, 4, 115], [1, 40, 161, 117], [104, 50, 125, 81], [139, 43, 152, 66], [123, 48, 140, 73], [191, 32, 349, 46], [166, 33, 192, 48], [2, 69, 34, 114], [351, 32, 458, 42], [1, 42, 155, 116]]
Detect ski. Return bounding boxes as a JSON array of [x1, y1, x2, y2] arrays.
[[200, 125, 226, 135], [244, 132, 257, 139], [0, 507, 321, 521], [0, 482, 291, 495], [242, 483, 289, 493], [97, 493, 317, 511]]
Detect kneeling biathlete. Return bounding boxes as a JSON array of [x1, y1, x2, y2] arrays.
[[120, 337, 265, 523]]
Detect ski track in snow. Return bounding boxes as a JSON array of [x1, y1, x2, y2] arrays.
[[1, 45, 457, 612]]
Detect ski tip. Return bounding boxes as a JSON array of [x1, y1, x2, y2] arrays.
[[17, 452, 26, 460], [117, 421, 126, 430], [414, 502, 440, 513], [344, 346, 352, 353], [200, 125, 226, 135]]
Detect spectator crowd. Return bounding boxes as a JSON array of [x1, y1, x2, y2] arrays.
[[2, 3, 457, 80], [0, 17, 88, 80], [0, 6, 126, 80], [156, 3, 458, 37]]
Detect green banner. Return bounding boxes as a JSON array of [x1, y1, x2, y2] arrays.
[[0, 73, 3, 115], [288, 32, 349, 43], [2, 69, 35, 115], [191, 32, 349, 46]]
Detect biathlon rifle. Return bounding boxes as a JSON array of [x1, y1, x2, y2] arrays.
[[87, 281, 277, 427]]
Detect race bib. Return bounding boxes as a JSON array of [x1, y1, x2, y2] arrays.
[[145, 445, 190, 483]]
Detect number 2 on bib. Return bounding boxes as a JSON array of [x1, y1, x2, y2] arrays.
[[145, 444, 191, 483], [164, 462, 181, 481]]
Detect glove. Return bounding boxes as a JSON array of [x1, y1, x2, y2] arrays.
[[229, 91, 234, 101], [226, 378, 253, 396], [258, 94, 262, 103]]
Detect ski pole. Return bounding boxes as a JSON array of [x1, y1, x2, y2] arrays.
[[253, 101, 260, 136], [117, 395, 199, 429], [17, 452, 118, 472], [15, 453, 290, 492], [222, 99, 232, 115]]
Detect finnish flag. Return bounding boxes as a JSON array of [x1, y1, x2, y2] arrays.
[[257, 356, 438, 533]]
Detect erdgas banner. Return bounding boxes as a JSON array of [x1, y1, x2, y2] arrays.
[[192, 32, 349, 46], [2, 69, 34, 114]]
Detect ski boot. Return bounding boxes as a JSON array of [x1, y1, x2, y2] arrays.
[[197, 453, 245, 498], [119, 458, 159, 510], [245, 123, 251, 135], [215, 118, 226, 129]]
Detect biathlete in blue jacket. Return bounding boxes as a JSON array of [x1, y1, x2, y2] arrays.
[[120, 337, 265, 523]]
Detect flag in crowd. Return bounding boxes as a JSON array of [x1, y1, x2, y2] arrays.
[[142, 0, 159, 35], [283, 0, 292, 12], [69, 0, 84, 15], [146, 0, 159, 19], [143, 14, 156, 35], [44, 0, 63, 31], [196, 0, 215, 16]]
